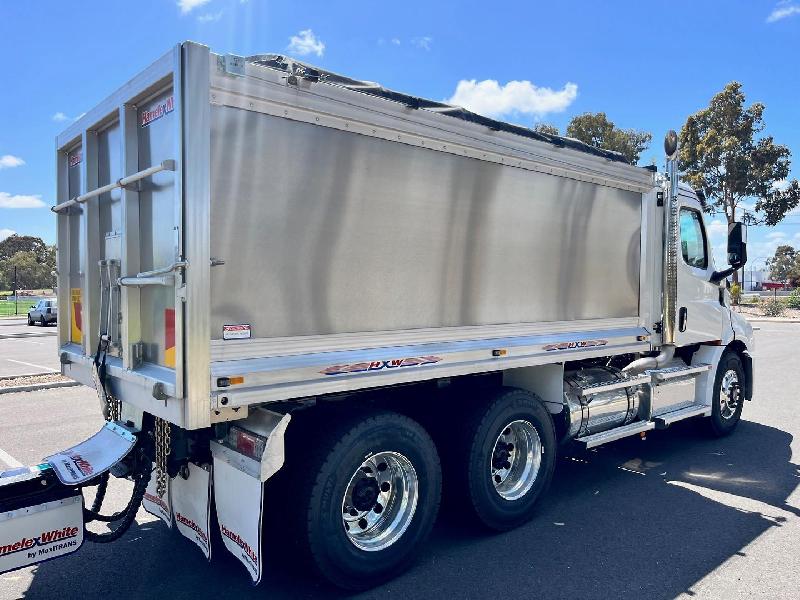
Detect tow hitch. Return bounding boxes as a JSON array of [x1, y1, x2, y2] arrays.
[[0, 421, 147, 574]]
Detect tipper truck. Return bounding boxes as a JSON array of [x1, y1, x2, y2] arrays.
[[0, 42, 754, 590]]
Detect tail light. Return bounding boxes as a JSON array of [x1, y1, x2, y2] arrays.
[[225, 426, 266, 461]]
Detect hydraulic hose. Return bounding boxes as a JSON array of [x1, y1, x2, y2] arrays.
[[83, 465, 151, 543]]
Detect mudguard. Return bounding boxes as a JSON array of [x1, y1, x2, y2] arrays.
[[211, 408, 290, 584]]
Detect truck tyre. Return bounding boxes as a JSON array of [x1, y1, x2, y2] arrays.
[[456, 387, 556, 531], [280, 410, 441, 591], [708, 350, 745, 437]]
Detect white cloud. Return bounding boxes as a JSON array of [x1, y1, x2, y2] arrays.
[[391, 38, 401, 46], [287, 29, 325, 57], [447, 79, 578, 119], [411, 36, 433, 50], [771, 179, 790, 191], [197, 10, 223, 22], [0, 228, 15, 241], [767, 2, 800, 22], [178, 0, 211, 14], [766, 230, 787, 240], [708, 219, 728, 240], [0, 192, 47, 209], [52, 111, 84, 123], [0, 155, 24, 169]]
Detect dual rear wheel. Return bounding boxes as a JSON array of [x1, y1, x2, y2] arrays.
[[273, 388, 555, 590]]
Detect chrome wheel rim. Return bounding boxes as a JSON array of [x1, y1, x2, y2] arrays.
[[491, 420, 542, 501], [719, 369, 741, 419], [341, 451, 418, 552]]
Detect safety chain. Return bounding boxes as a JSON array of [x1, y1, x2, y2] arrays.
[[154, 417, 171, 498], [105, 394, 122, 422]]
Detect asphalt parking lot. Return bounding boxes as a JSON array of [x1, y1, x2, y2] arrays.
[[0, 318, 59, 376], [0, 322, 798, 599]]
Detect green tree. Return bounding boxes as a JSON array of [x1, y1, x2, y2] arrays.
[[679, 82, 800, 229], [766, 245, 799, 286], [565, 112, 652, 164], [532, 123, 560, 136], [0, 234, 49, 263], [0, 248, 56, 290]]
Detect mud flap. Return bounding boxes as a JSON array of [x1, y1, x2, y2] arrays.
[[213, 457, 263, 583], [44, 422, 136, 485], [172, 463, 211, 560], [142, 470, 172, 528], [211, 409, 291, 584], [0, 467, 84, 574]]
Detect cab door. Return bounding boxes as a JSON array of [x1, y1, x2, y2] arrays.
[[674, 195, 725, 345]]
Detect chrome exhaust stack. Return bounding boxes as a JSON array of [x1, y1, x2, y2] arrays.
[[624, 131, 680, 376]]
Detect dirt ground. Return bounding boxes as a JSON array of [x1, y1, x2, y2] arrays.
[[733, 304, 800, 321]]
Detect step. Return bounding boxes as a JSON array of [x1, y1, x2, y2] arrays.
[[654, 404, 711, 428], [649, 363, 711, 383], [575, 421, 655, 449], [578, 373, 651, 396]]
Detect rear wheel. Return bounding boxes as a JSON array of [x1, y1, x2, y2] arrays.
[[708, 351, 745, 437], [454, 387, 556, 531], [39, 316, 46, 327], [278, 409, 441, 591]]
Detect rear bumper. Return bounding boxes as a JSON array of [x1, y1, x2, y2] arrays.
[[59, 344, 183, 425]]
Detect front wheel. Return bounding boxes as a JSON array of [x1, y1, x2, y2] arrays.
[[278, 410, 441, 591], [457, 387, 556, 531], [707, 350, 745, 437]]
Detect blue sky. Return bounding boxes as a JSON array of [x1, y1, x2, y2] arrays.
[[1, 0, 799, 273]]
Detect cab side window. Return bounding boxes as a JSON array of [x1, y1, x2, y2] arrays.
[[679, 209, 708, 269]]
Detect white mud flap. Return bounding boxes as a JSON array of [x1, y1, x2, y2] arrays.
[[213, 457, 263, 583], [211, 409, 291, 584], [44, 422, 136, 485], [142, 469, 172, 528], [171, 463, 211, 560], [0, 468, 84, 575]]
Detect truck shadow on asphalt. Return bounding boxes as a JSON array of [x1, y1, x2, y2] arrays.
[[20, 418, 798, 600]]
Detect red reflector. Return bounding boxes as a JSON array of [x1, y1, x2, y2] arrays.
[[226, 426, 266, 460]]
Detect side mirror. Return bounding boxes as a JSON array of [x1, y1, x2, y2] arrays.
[[710, 221, 747, 284], [727, 222, 747, 268]]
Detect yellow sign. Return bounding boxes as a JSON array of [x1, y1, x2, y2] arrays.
[[70, 288, 82, 342]]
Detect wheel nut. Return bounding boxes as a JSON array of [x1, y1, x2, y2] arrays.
[[380, 482, 390, 492], [374, 503, 383, 514], [377, 462, 388, 472], [349, 508, 358, 517], [503, 461, 511, 470], [358, 518, 368, 529], [506, 443, 514, 451], [494, 474, 502, 483]]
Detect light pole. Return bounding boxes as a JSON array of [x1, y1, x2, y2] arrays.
[[13, 266, 17, 316]]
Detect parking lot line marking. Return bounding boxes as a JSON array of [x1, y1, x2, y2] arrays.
[[6, 358, 57, 372], [0, 447, 23, 469]]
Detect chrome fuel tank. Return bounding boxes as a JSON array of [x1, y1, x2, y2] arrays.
[[563, 367, 645, 439]]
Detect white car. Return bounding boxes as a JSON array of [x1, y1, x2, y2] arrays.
[[27, 298, 57, 326]]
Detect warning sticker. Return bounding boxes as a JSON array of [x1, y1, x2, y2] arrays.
[[70, 288, 82, 343], [223, 324, 251, 340]]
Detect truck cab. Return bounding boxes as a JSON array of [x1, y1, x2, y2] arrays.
[[675, 184, 753, 350]]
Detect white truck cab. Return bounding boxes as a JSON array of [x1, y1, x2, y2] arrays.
[[675, 184, 753, 349]]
